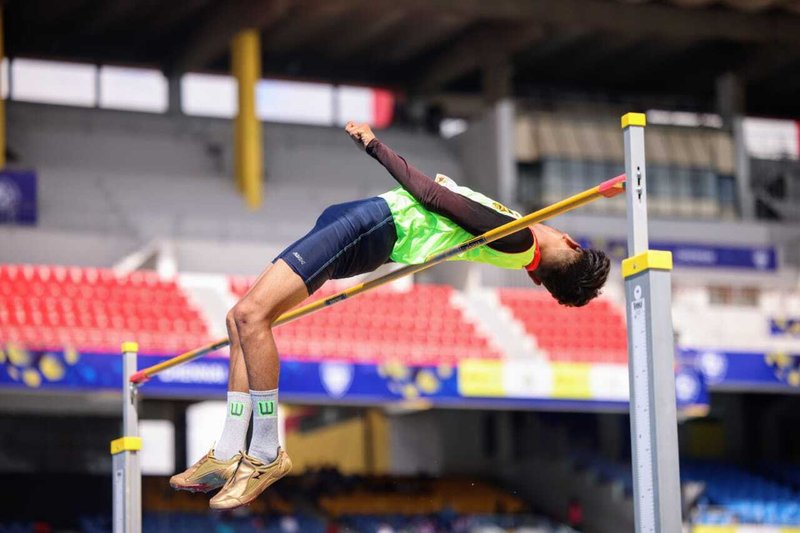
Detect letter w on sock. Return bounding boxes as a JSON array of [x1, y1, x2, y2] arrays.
[[256, 400, 276, 417], [230, 401, 245, 417]]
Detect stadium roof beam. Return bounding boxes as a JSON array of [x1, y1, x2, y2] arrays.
[[263, 0, 359, 54], [422, 0, 800, 45], [548, 34, 644, 82], [147, 0, 214, 34], [172, 0, 289, 73], [82, 0, 146, 36], [736, 45, 800, 84], [323, 7, 408, 59], [415, 24, 544, 93], [383, 12, 474, 64]]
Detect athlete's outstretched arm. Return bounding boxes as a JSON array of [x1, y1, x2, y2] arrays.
[[344, 122, 532, 254]]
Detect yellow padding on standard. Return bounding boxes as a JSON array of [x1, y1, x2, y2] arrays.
[[622, 250, 673, 279], [121, 341, 139, 353], [621, 112, 647, 129], [110, 436, 142, 455]]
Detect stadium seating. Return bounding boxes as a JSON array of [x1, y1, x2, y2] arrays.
[[0, 263, 634, 363], [762, 462, 800, 492], [230, 278, 500, 364], [73, 512, 560, 533], [683, 461, 800, 526], [575, 453, 800, 526], [319, 477, 526, 516], [572, 451, 634, 495], [0, 265, 211, 354], [79, 513, 326, 533], [65, 470, 562, 533], [498, 289, 627, 363], [339, 513, 561, 532]]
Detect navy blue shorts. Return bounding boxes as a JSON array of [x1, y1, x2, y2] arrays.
[[273, 197, 397, 294]]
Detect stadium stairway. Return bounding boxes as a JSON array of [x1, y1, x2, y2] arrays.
[[177, 273, 235, 339], [456, 287, 544, 361]]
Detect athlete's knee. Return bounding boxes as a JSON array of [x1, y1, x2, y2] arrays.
[[232, 299, 273, 333], [225, 308, 239, 335]]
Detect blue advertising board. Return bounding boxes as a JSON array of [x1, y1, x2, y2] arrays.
[[0, 344, 707, 414], [770, 318, 800, 337], [0, 170, 37, 225], [679, 348, 800, 391], [581, 238, 777, 272]]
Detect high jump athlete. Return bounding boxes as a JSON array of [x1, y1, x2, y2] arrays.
[[170, 122, 611, 510]]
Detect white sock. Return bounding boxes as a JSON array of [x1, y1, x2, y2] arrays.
[[213, 391, 252, 461], [248, 388, 280, 463]]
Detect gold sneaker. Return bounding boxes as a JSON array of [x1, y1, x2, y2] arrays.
[[169, 449, 241, 493], [209, 448, 292, 510]]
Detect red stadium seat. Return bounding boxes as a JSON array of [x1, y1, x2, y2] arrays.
[[498, 289, 627, 364], [0, 265, 212, 355], [228, 277, 500, 365]]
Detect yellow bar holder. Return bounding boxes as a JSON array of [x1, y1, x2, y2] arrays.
[[110, 436, 142, 455], [121, 341, 139, 353], [621, 112, 647, 129], [622, 250, 673, 279]]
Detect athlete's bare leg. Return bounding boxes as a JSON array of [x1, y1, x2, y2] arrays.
[[225, 266, 273, 393], [231, 259, 310, 390]]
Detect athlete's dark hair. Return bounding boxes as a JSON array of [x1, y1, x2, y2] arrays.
[[534, 248, 611, 307]]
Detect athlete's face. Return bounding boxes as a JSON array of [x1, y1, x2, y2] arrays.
[[528, 231, 582, 286], [557, 233, 582, 254]]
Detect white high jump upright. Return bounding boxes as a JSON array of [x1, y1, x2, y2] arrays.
[[111, 342, 142, 533], [621, 113, 682, 533]]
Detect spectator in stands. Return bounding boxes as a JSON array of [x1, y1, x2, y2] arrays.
[[170, 123, 611, 510], [279, 515, 299, 533], [567, 497, 584, 532], [375, 522, 395, 533]]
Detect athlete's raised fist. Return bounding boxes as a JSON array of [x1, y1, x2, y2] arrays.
[[345, 121, 376, 150]]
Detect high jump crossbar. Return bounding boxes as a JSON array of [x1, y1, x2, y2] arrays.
[[128, 173, 626, 385]]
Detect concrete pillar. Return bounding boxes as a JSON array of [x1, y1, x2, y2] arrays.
[[495, 411, 515, 464], [494, 99, 517, 206], [483, 56, 513, 105], [167, 75, 182, 116], [598, 413, 625, 460], [716, 72, 753, 219], [482, 55, 518, 207]]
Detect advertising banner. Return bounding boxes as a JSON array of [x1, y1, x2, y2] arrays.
[[680, 348, 800, 391], [0, 170, 37, 225], [0, 344, 708, 414], [581, 238, 777, 272]]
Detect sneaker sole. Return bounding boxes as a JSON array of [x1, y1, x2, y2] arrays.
[[210, 469, 290, 511], [170, 481, 224, 493]]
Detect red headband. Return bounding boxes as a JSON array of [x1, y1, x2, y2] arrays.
[[525, 228, 541, 272]]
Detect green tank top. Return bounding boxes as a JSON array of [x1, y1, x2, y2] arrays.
[[378, 174, 535, 269]]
